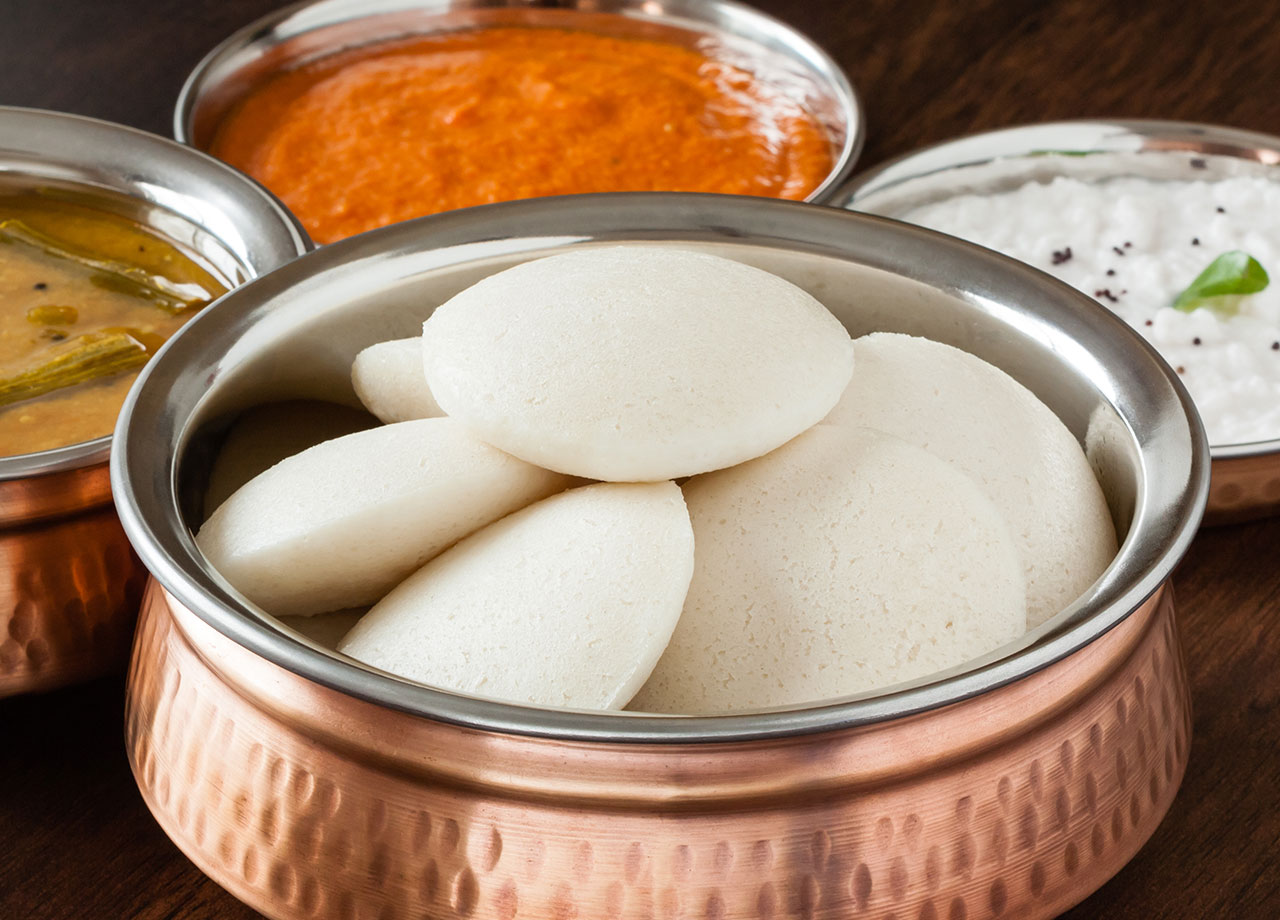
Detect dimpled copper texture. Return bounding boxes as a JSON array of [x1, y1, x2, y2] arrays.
[[126, 577, 1190, 920], [1203, 452, 1280, 525], [0, 460, 146, 697]]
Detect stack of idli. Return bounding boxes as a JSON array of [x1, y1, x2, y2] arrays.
[[196, 245, 1116, 714]]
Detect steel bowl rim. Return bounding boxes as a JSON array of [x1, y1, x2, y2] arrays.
[[110, 191, 1210, 744], [171, 0, 864, 205], [835, 115, 1280, 459], [0, 105, 310, 482]]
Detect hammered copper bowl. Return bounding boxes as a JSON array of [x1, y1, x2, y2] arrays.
[[113, 194, 1207, 920], [174, 0, 863, 209], [833, 118, 1280, 525], [0, 107, 309, 698]]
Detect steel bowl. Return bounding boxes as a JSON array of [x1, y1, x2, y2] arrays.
[[174, 0, 863, 221], [113, 193, 1207, 919], [832, 118, 1280, 525], [0, 107, 309, 698]]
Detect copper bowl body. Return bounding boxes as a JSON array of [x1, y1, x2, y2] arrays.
[[112, 194, 1208, 918], [0, 107, 309, 698], [832, 118, 1280, 525], [127, 579, 1189, 920], [173, 0, 863, 209]]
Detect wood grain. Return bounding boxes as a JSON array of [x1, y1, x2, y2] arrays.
[[2, 0, 1279, 916]]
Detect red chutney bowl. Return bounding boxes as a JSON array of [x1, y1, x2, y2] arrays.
[[174, 0, 864, 243]]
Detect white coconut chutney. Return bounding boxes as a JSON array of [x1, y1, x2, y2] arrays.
[[901, 175, 1280, 446]]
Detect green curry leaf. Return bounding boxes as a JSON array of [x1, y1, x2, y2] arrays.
[[1173, 250, 1269, 313]]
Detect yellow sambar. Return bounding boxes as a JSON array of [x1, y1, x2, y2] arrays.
[[0, 194, 226, 456]]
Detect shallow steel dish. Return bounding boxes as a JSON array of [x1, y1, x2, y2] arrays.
[[174, 0, 863, 208], [834, 118, 1280, 524], [114, 193, 1206, 919], [0, 107, 309, 698]]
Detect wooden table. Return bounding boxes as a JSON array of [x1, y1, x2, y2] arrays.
[[2, 0, 1278, 916]]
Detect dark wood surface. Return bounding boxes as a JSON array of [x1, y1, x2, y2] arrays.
[[2, 0, 1279, 917]]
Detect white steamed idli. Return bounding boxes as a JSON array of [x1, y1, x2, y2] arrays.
[[629, 425, 1026, 715], [203, 400, 376, 520], [196, 417, 574, 618], [351, 337, 443, 423], [822, 333, 1117, 627], [421, 246, 854, 481], [338, 481, 694, 710]]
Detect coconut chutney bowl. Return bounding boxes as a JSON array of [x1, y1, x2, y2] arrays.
[[173, 0, 863, 240], [0, 107, 309, 698], [833, 118, 1280, 525], [113, 193, 1207, 920]]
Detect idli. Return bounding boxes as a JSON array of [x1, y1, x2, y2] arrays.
[[351, 337, 443, 423], [629, 426, 1026, 714], [338, 481, 694, 710], [196, 417, 574, 618], [823, 333, 1117, 627], [421, 246, 854, 481], [203, 400, 376, 520]]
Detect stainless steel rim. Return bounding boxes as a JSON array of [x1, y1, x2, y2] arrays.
[[0, 106, 311, 481], [110, 192, 1210, 744], [172, 0, 863, 204], [836, 116, 1280, 459]]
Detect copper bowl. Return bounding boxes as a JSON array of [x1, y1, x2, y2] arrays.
[[0, 107, 309, 698], [832, 118, 1280, 525], [113, 194, 1208, 919], [173, 0, 863, 215]]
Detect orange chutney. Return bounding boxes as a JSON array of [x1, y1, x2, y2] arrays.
[[210, 27, 836, 244]]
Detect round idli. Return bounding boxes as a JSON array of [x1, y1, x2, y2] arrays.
[[822, 333, 1117, 627], [196, 417, 574, 618], [338, 481, 695, 710], [629, 425, 1026, 715], [203, 400, 376, 520], [421, 246, 854, 481], [351, 337, 443, 423]]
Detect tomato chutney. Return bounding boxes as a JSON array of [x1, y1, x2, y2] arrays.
[[210, 27, 836, 243]]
